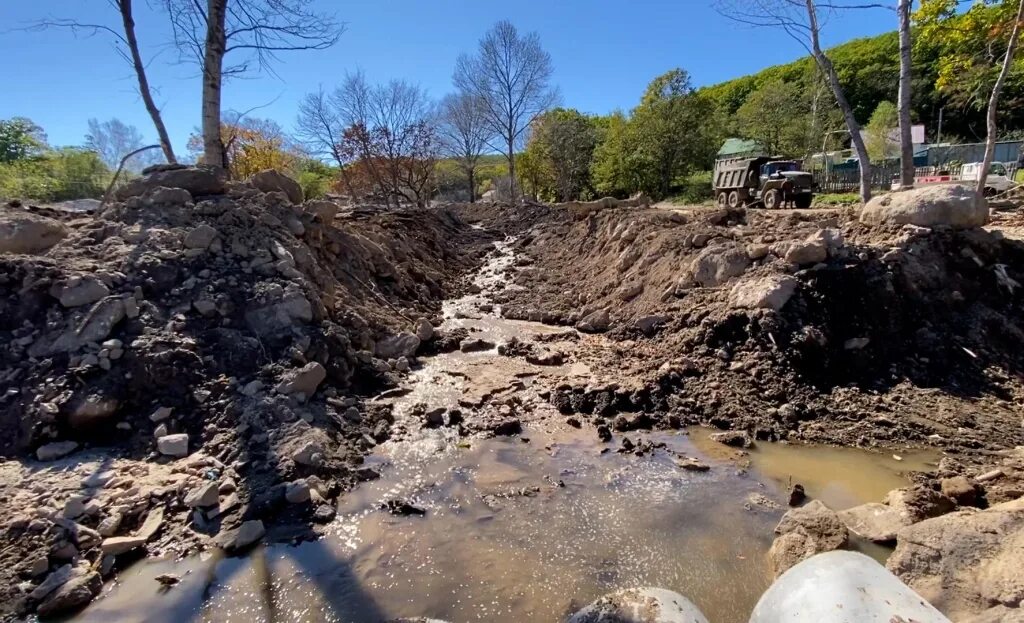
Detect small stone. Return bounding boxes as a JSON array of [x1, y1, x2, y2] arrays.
[[63, 496, 87, 519], [149, 406, 173, 422], [276, 362, 327, 396], [184, 224, 218, 250], [709, 430, 753, 449], [219, 520, 265, 551], [154, 423, 168, 438], [789, 484, 806, 507], [183, 482, 219, 508], [285, 479, 311, 504], [157, 433, 189, 457], [29, 556, 49, 576], [941, 476, 978, 506], [414, 318, 434, 342], [36, 441, 79, 461], [313, 504, 336, 523]]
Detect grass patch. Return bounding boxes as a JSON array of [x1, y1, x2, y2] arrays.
[[814, 193, 860, 205]]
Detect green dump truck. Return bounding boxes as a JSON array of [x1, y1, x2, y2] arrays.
[[713, 156, 814, 209]]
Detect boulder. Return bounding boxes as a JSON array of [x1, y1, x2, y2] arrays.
[[285, 479, 311, 504], [275, 362, 327, 396], [729, 275, 798, 311], [769, 500, 848, 576], [250, 170, 303, 204], [0, 209, 67, 255], [414, 318, 434, 342], [375, 332, 421, 359], [116, 165, 227, 200], [143, 186, 193, 206], [887, 497, 1024, 620], [885, 485, 957, 522], [690, 243, 750, 287], [36, 441, 79, 461], [36, 567, 101, 617], [577, 309, 611, 333], [861, 183, 989, 229], [709, 430, 753, 448], [838, 503, 907, 543], [305, 200, 339, 222], [157, 433, 189, 457]]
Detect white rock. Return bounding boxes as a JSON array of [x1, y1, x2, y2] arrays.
[[157, 433, 189, 457]]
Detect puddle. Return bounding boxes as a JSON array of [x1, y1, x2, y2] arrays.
[[67, 239, 941, 623]]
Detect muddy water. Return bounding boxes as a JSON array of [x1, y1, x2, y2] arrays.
[[69, 240, 939, 623]]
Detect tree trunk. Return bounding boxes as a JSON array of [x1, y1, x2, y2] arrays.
[[805, 0, 872, 203], [507, 140, 517, 203], [118, 0, 176, 164], [897, 0, 915, 188], [978, 0, 1024, 198], [201, 0, 228, 169], [468, 166, 476, 203]]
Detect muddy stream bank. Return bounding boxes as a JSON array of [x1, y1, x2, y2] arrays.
[[66, 240, 937, 623]]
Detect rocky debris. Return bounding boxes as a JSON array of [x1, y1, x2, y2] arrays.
[[773, 229, 832, 266], [285, 479, 312, 504], [183, 223, 218, 250], [156, 433, 189, 457], [887, 497, 1024, 620], [275, 362, 327, 397], [862, 184, 989, 229], [116, 164, 227, 200], [576, 309, 611, 333], [768, 500, 848, 577], [34, 564, 102, 617], [709, 430, 752, 448], [728, 275, 797, 311], [54, 276, 109, 307], [249, 169, 303, 204], [689, 243, 750, 287], [35, 441, 79, 461], [0, 207, 68, 254], [184, 482, 220, 508]]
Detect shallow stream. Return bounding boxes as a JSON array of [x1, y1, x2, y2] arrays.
[[68, 239, 938, 623]]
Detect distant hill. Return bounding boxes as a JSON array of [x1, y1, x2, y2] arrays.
[[698, 30, 1022, 143]]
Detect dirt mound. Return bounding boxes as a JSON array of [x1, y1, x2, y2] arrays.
[[470, 204, 1024, 456], [0, 170, 490, 617]]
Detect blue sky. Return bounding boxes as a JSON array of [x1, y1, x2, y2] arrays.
[[0, 1, 893, 157]]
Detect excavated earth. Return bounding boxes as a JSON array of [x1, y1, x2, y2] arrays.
[[3, 174, 1024, 621]]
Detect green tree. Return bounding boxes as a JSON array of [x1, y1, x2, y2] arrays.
[[734, 80, 809, 156], [590, 111, 635, 197], [522, 108, 598, 201], [0, 118, 47, 163], [864, 101, 900, 161], [629, 69, 718, 199], [0, 148, 109, 202]]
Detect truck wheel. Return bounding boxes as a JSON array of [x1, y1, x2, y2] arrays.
[[728, 191, 741, 209], [794, 194, 813, 210], [763, 189, 780, 210], [716, 191, 728, 208]]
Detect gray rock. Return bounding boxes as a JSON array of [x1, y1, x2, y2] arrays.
[[729, 275, 798, 311], [250, 170, 303, 204], [709, 430, 753, 449], [56, 277, 110, 308], [219, 520, 265, 551], [459, 338, 495, 353], [690, 243, 750, 287], [275, 362, 327, 396], [769, 500, 848, 577], [577, 309, 611, 333], [568, 587, 710, 623], [838, 502, 907, 543], [375, 332, 421, 359], [885, 486, 957, 523], [778, 232, 828, 266], [69, 396, 119, 430], [31, 564, 74, 600], [143, 186, 193, 206], [63, 496, 87, 519], [0, 209, 67, 255], [157, 433, 189, 457], [862, 183, 989, 229], [293, 441, 325, 466], [634, 315, 667, 335], [36, 567, 101, 616], [184, 481, 219, 508], [305, 200, 339, 221], [285, 479, 311, 504], [184, 223, 218, 249], [100, 535, 147, 556], [887, 497, 1024, 621], [36, 441, 79, 461], [149, 406, 173, 422], [414, 318, 434, 342]]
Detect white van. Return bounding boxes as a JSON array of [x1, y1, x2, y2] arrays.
[[960, 162, 1016, 195]]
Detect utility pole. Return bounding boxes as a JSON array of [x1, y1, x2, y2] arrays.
[[936, 107, 943, 145]]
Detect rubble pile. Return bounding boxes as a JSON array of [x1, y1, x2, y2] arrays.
[[0, 165, 489, 617]]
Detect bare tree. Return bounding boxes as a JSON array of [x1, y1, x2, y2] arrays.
[[162, 0, 343, 168], [978, 0, 1024, 198], [86, 118, 161, 172], [31, 0, 177, 164], [437, 93, 491, 202], [295, 87, 357, 197], [453, 21, 558, 201], [897, 0, 915, 188], [715, 0, 885, 203]]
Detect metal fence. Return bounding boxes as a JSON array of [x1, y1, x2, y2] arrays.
[[812, 162, 1020, 194]]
